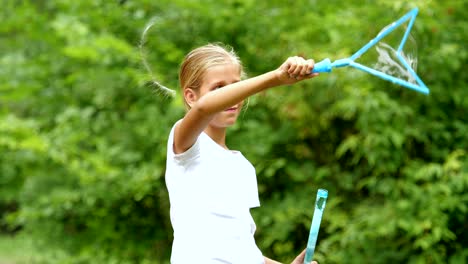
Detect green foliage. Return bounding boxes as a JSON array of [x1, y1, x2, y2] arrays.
[[1, 0, 467, 263]]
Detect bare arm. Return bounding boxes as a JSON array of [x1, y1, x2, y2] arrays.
[[173, 57, 318, 154]]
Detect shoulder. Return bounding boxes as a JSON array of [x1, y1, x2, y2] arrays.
[[167, 120, 204, 164]]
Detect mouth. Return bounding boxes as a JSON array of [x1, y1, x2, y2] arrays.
[[224, 106, 238, 112]]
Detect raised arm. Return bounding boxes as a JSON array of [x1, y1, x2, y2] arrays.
[[173, 56, 317, 154]]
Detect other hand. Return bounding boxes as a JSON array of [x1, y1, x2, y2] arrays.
[[291, 248, 318, 264]]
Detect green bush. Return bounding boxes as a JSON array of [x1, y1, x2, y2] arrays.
[[1, 0, 467, 263]]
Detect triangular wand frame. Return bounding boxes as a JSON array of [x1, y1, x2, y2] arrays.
[[312, 8, 429, 94]]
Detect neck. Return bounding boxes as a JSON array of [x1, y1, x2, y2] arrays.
[[204, 125, 228, 149]]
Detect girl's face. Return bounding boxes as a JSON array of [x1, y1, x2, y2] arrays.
[[198, 63, 242, 128]]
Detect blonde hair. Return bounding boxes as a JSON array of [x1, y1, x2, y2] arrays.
[[179, 43, 245, 108]]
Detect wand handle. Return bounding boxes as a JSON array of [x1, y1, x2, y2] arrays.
[[311, 58, 332, 73], [304, 189, 328, 264]]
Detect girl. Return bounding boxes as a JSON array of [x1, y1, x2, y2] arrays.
[[165, 43, 319, 264]]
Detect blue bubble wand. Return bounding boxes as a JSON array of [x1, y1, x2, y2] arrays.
[[311, 8, 429, 94], [304, 189, 328, 264]]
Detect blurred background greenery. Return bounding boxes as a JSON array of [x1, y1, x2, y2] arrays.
[[1, 0, 467, 263]]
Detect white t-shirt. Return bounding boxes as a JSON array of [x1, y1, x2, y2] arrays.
[[165, 122, 264, 264]]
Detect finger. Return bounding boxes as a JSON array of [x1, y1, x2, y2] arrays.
[[291, 56, 306, 76], [290, 248, 307, 264], [287, 57, 299, 75], [304, 72, 319, 79], [300, 66, 309, 76], [305, 59, 315, 75], [301, 60, 314, 75], [293, 75, 304, 81]]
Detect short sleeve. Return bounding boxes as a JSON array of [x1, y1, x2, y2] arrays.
[[167, 121, 201, 166], [173, 138, 201, 165]]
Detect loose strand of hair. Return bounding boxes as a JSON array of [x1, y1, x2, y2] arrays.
[[139, 16, 176, 98]]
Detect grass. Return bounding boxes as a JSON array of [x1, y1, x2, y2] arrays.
[[0, 234, 36, 264], [0, 233, 170, 264], [0, 233, 92, 264], [0, 234, 64, 264]]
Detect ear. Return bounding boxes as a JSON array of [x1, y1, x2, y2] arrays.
[[184, 88, 198, 108]]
